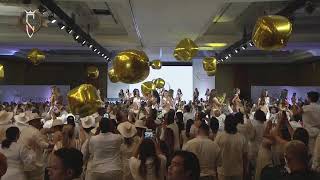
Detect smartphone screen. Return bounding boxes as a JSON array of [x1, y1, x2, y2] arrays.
[[144, 130, 154, 139]]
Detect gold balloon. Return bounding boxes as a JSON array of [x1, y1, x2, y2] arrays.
[[108, 68, 119, 83], [252, 15, 292, 50], [150, 59, 162, 69], [174, 38, 199, 61], [67, 84, 103, 117], [202, 57, 217, 72], [87, 66, 99, 79], [141, 81, 156, 96], [113, 49, 150, 84], [153, 78, 165, 89], [206, 70, 216, 76], [0, 64, 4, 80], [27, 49, 45, 65]]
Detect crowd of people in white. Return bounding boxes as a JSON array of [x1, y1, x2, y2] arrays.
[[0, 87, 319, 180]]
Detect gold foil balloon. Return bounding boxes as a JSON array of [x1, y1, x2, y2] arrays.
[[27, 49, 45, 65], [113, 49, 150, 84], [87, 66, 99, 79], [150, 59, 162, 69], [141, 81, 156, 96], [108, 68, 119, 83], [67, 84, 103, 117], [202, 57, 217, 72], [252, 15, 292, 50], [153, 78, 165, 89], [174, 38, 199, 61], [206, 70, 216, 76], [0, 64, 4, 80]]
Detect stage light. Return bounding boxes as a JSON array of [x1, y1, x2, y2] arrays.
[[241, 45, 247, 50], [82, 41, 86, 45], [101, 54, 105, 56], [234, 49, 239, 53], [97, 51, 100, 55], [48, 14, 56, 23], [75, 35, 80, 40], [93, 49, 97, 52], [228, 54, 231, 57], [249, 42, 254, 47], [89, 45, 93, 49], [66, 27, 73, 34], [225, 56, 229, 59], [58, 22, 66, 30]]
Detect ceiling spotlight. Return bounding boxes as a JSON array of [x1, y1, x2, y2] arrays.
[[225, 56, 229, 59], [58, 22, 66, 30], [101, 54, 105, 56], [249, 42, 254, 47], [89, 45, 93, 48], [66, 27, 73, 34], [75, 35, 80, 40], [97, 51, 100, 55], [82, 41, 86, 45], [228, 54, 231, 57], [38, 5, 47, 14], [234, 49, 239, 53], [107, 57, 110, 60], [241, 44, 247, 50], [104, 56, 107, 59], [48, 14, 56, 23], [93, 49, 97, 52]]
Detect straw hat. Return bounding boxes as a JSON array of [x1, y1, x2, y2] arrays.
[[134, 120, 146, 129], [80, 116, 96, 129], [117, 121, 137, 138], [14, 113, 29, 124], [0, 110, 13, 125]]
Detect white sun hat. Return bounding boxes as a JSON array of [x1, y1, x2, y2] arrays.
[[80, 115, 96, 129], [117, 121, 137, 138], [0, 110, 13, 125]]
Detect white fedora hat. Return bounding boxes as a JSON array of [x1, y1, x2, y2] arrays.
[[134, 120, 146, 129], [52, 118, 64, 127], [80, 116, 96, 129], [0, 110, 13, 125], [117, 121, 137, 138], [14, 113, 29, 124]]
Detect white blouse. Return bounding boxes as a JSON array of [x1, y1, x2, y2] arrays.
[[129, 154, 167, 180], [0, 142, 35, 180]]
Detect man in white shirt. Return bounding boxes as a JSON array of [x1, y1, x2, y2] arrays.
[[183, 123, 221, 180], [301, 91, 320, 152]]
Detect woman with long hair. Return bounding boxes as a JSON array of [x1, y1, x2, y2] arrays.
[[129, 139, 166, 180], [232, 88, 242, 112], [53, 125, 82, 151], [0, 127, 35, 180], [176, 89, 183, 104]]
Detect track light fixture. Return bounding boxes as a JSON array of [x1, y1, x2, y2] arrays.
[[38, 5, 47, 14], [48, 14, 56, 23], [75, 35, 80, 40], [93, 49, 97, 52], [57, 22, 66, 30], [248, 42, 254, 47], [241, 44, 247, 50], [89, 45, 93, 49]]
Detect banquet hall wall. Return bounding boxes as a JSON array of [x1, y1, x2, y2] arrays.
[[1, 57, 320, 100]]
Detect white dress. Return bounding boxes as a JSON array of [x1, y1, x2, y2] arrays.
[[0, 142, 35, 180]]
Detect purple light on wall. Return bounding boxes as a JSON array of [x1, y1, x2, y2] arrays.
[[0, 49, 18, 55]]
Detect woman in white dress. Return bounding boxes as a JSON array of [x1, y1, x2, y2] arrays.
[[175, 89, 183, 105], [161, 90, 173, 114], [0, 127, 35, 180]]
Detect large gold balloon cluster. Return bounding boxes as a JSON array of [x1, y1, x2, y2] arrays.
[[27, 49, 46, 65], [109, 49, 150, 84], [252, 15, 292, 50], [67, 84, 103, 117], [141, 78, 166, 96]]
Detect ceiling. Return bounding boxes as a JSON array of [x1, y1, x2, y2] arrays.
[[0, 0, 319, 63]]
